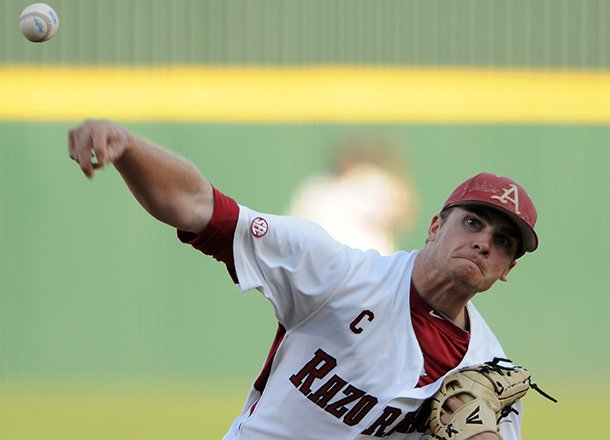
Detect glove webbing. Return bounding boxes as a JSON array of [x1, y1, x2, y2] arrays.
[[481, 357, 558, 423]]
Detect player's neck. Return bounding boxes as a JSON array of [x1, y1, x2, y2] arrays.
[[412, 253, 473, 330]]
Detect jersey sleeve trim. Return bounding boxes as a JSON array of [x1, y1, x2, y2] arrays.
[[176, 186, 239, 283]]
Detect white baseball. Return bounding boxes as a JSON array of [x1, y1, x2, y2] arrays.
[[19, 3, 59, 43]]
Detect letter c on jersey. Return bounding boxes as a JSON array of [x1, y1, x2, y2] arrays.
[[350, 310, 375, 334]]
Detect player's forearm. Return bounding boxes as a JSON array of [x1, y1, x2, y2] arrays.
[[113, 133, 214, 233]]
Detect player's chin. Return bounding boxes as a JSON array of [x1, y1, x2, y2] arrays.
[[453, 263, 484, 283], [473, 275, 502, 293], [453, 270, 493, 292]]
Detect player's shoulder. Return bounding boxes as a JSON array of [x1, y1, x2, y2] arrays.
[[342, 248, 419, 287], [236, 205, 348, 256], [357, 247, 418, 265]]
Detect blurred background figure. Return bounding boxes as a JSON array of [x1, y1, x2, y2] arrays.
[[288, 137, 418, 255]]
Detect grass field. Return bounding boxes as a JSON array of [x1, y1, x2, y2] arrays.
[[0, 383, 244, 440], [0, 382, 604, 439]]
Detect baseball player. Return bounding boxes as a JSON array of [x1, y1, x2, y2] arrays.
[[68, 120, 542, 440]]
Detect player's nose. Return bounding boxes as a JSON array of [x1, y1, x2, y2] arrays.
[[471, 232, 492, 255]]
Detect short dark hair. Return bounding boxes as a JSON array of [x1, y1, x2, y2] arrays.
[[424, 207, 455, 245], [439, 207, 454, 224]]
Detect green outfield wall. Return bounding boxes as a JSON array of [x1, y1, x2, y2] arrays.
[[1, 0, 609, 67]]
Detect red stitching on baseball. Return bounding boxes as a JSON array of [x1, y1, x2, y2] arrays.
[[21, 12, 53, 41]]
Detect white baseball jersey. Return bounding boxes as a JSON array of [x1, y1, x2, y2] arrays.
[[207, 204, 523, 440]]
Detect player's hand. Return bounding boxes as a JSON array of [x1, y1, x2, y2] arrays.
[[423, 397, 500, 440], [440, 397, 499, 440], [68, 119, 132, 178]]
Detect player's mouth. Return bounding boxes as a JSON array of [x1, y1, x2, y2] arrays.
[[454, 255, 485, 275]]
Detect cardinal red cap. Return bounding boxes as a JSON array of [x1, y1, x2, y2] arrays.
[[442, 173, 538, 258]]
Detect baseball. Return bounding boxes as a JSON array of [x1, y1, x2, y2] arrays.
[[19, 3, 59, 43]]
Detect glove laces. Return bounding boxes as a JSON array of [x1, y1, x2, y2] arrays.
[[485, 357, 557, 403]]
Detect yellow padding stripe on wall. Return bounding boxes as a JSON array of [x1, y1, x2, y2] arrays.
[[1, 66, 608, 122]]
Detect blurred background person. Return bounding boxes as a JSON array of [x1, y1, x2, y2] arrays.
[[288, 137, 419, 255]]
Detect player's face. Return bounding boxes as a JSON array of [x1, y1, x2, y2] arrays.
[[425, 206, 519, 292]]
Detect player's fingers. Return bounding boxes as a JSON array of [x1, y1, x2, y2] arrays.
[[444, 396, 465, 412], [68, 128, 78, 161], [74, 124, 95, 178], [90, 125, 108, 168], [440, 396, 465, 424], [76, 150, 94, 178]]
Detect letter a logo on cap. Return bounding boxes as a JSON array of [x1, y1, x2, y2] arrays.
[[491, 184, 521, 215]]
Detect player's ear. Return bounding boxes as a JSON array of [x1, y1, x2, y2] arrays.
[[499, 260, 517, 282], [427, 213, 442, 242]]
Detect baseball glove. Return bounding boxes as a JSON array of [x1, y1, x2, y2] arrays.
[[427, 357, 556, 440]]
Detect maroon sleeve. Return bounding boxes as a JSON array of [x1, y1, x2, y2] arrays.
[[177, 187, 239, 283]]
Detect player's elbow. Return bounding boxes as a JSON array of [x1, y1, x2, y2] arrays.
[[180, 194, 213, 233], [143, 187, 213, 234]]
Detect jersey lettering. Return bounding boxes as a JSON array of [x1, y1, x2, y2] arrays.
[[384, 400, 431, 436], [350, 310, 375, 334], [361, 406, 402, 436], [325, 385, 366, 418], [289, 348, 337, 395], [289, 349, 378, 430], [308, 374, 348, 407], [343, 394, 379, 426], [290, 349, 430, 436]]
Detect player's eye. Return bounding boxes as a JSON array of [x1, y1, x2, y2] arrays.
[[465, 217, 481, 229], [496, 234, 510, 247]]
